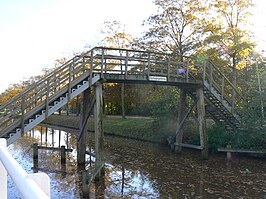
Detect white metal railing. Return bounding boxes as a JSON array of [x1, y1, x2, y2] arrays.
[[0, 138, 50, 199]]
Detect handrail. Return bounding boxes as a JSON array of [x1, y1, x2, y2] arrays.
[[203, 61, 243, 115], [0, 139, 50, 199]]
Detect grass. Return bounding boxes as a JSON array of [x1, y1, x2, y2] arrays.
[[43, 114, 169, 143]]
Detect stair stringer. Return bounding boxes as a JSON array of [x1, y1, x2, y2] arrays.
[[7, 75, 100, 145]]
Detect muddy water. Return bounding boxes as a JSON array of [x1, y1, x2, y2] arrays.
[[7, 125, 266, 199]]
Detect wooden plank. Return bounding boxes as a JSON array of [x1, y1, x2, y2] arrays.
[[85, 162, 105, 184], [174, 143, 203, 150], [85, 151, 96, 157], [218, 148, 266, 154], [32, 145, 73, 152]]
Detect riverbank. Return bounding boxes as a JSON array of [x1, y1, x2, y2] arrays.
[[43, 114, 173, 143], [43, 115, 266, 154]]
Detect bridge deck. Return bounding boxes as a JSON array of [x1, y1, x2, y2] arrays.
[[102, 74, 202, 88]]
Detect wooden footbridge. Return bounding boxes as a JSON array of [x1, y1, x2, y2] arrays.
[[0, 47, 242, 165]]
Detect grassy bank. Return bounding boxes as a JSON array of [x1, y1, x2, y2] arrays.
[[43, 115, 172, 143], [43, 115, 266, 152]]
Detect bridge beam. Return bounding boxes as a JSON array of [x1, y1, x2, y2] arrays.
[[196, 87, 209, 159]]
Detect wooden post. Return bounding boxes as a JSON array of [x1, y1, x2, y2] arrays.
[[125, 51, 128, 79], [147, 52, 151, 78], [33, 143, 38, 172], [45, 79, 50, 118], [121, 83, 125, 119], [196, 87, 208, 159], [221, 76, 225, 103], [82, 171, 90, 197], [175, 89, 187, 153], [68, 63, 73, 101], [186, 60, 189, 82], [226, 144, 232, 160], [21, 96, 25, 133], [89, 50, 94, 86], [209, 64, 213, 90], [94, 82, 104, 174], [101, 49, 104, 76], [77, 88, 91, 166], [167, 56, 170, 80], [61, 145, 66, 176], [203, 61, 206, 82], [61, 146, 66, 165], [33, 143, 38, 161]]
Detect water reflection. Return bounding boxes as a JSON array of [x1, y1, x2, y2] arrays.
[[7, 125, 266, 199]]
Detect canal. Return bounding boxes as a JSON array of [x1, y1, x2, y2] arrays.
[[7, 125, 266, 198]]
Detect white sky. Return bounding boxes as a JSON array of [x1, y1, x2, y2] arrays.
[[0, 0, 265, 94]]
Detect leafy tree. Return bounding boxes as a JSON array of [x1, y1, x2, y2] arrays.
[[100, 20, 133, 48], [136, 0, 207, 61], [201, 0, 255, 108]]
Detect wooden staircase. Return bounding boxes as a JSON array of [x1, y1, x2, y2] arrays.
[[0, 49, 101, 145], [0, 47, 242, 145], [187, 60, 242, 130]]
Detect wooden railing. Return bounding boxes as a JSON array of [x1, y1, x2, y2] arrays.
[[89, 47, 192, 80], [203, 61, 243, 115], [0, 47, 243, 136], [0, 51, 93, 135]]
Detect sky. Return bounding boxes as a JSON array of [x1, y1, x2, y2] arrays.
[[0, 0, 265, 94]]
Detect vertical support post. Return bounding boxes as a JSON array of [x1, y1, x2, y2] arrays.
[[120, 50, 123, 75], [94, 82, 104, 171], [61, 146, 66, 165], [77, 88, 91, 166], [89, 50, 94, 86], [209, 63, 213, 90], [68, 63, 73, 101], [0, 139, 7, 199], [101, 49, 104, 76], [203, 61, 206, 82], [186, 60, 189, 82], [196, 87, 208, 159], [21, 96, 25, 133], [167, 56, 171, 80], [175, 89, 187, 153], [125, 51, 128, 79], [33, 143, 38, 161], [147, 52, 151, 78], [82, 56, 86, 72], [121, 83, 125, 119], [45, 79, 50, 119], [33, 143, 38, 172], [221, 76, 225, 103], [82, 171, 90, 197], [51, 129, 54, 147], [226, 144, 232, 160]]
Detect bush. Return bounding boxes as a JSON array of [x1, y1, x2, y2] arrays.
[[192, 123, 233, 152]]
